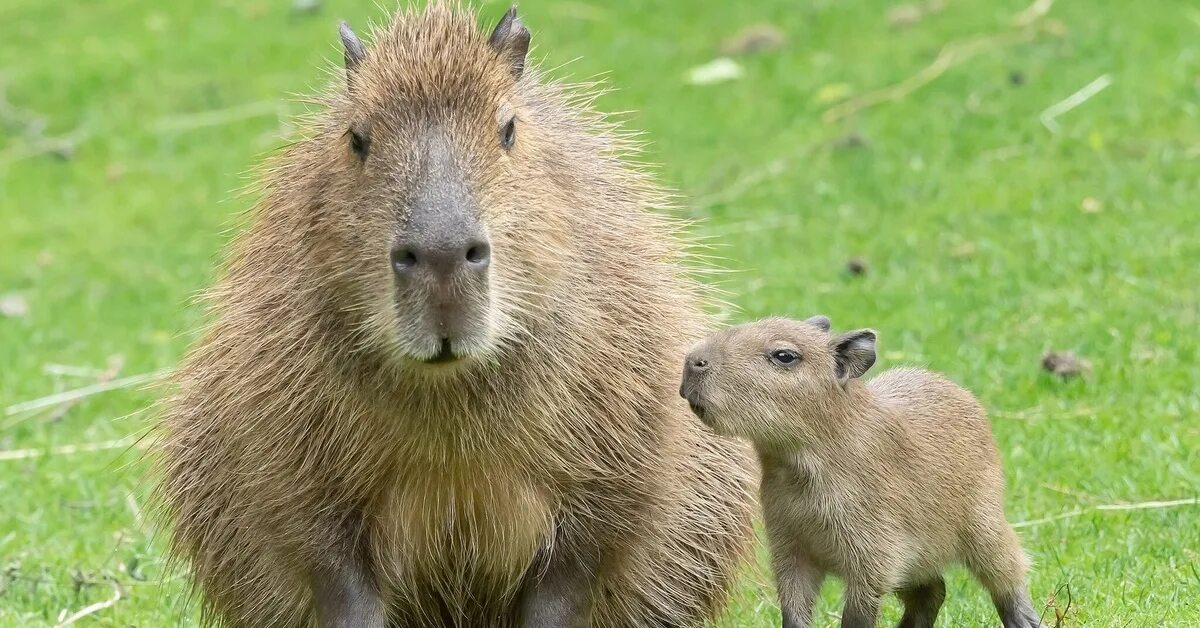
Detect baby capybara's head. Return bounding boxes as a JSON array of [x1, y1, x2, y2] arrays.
[[679, 317, 877, 443], [309, 7, 576, 369]]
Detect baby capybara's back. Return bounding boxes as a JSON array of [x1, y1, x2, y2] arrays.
[[869, 367, 1007, 527]]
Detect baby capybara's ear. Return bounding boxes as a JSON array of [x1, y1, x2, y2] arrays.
[[831, 329, 877, 384], [489, 7, 531, 78], [805, 315, 831, 332]]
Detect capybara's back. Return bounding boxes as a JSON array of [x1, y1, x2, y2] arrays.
[[156, 5, 754, 627], [869, 367, 1005, 502]]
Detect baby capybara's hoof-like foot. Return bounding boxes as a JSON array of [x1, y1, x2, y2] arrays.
[[998, 596, 1044, 628]]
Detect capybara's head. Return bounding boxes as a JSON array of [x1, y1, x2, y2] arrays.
[[679, 317, 877, 442], [315, 7, 575, 370]]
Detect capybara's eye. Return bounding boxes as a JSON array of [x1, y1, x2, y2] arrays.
[[500, 117, 516, 150], [348, 127, 370, 161], [769, 349, 800, 366]]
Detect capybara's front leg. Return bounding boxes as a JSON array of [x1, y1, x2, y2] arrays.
[[518, 529, 601, 628], [840, 582, 882, 628], [311, 552, 386, 628]]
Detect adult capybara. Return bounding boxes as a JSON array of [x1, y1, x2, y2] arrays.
[[156, 5, 755, 627]]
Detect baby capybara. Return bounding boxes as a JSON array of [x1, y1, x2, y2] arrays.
[[680, 316, 1040, 628]]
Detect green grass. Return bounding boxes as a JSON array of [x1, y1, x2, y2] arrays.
[[2, 0, 1197, 625]]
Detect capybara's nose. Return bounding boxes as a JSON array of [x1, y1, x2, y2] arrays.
[[391, 237, 491, 281], [680, 353, 710, 397]]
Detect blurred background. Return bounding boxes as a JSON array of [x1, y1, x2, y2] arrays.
[[1, 0, 1197, 625]]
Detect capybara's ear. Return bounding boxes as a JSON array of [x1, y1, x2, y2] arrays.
[[339, 21, 367, 86], [805, 315, 831, 332], [489, 7, 531, 78], [831, 329, 877, 384]]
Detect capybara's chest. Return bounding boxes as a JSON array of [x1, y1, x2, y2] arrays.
[[368, 458, 556, 602]]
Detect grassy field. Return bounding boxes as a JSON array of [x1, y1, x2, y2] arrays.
[[2, 0, 1198, 625]]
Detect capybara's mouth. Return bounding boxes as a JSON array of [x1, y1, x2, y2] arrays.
[[421, 338, 462, 365], [686, 399, 710, 424]]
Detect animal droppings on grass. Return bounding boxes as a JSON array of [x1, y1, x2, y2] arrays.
[[1041, 351, 1092, 379], [0, 294, 28, 318], [1010, 70, 1027, 86], [832, 132, 869, 150], [846, 257, 869, 276], [720, 24, 786, 56]]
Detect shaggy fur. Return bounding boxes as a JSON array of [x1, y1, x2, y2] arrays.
[[156, 5, 755, 627], [681, 317, 1040, 628]]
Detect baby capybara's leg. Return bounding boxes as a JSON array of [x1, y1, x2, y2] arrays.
[[963, 522, 1042, 628], [771, 547, 825, 628], [896, 576, 945, 628]]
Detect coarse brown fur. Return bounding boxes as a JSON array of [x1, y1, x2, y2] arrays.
[[681, 317, 1040, 628], [155, 5, 755, 627]]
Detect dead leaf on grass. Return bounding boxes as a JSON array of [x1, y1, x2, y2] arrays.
[[951, 241, 978, 258], [0, 294, 28, 318], [814, 83, 853, 104], [686, 58, 743, 85], [105, 162, 125, 181], [292, 0, 321, 14], [887, 0, 946, 29]]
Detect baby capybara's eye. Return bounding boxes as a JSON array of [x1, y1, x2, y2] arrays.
[[769, 349, 800, 366], [500, 117, 516, 150]]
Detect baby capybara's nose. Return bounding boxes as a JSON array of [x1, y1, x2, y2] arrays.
[[391, 237, 491, 282], [679, 353, 711, 398]]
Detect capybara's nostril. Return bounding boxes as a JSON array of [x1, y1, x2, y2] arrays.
[[683, 355, 711, 383], [391, 247, 418, 274], [392, 238, 489, 278], [465, 241, 491, 268]]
